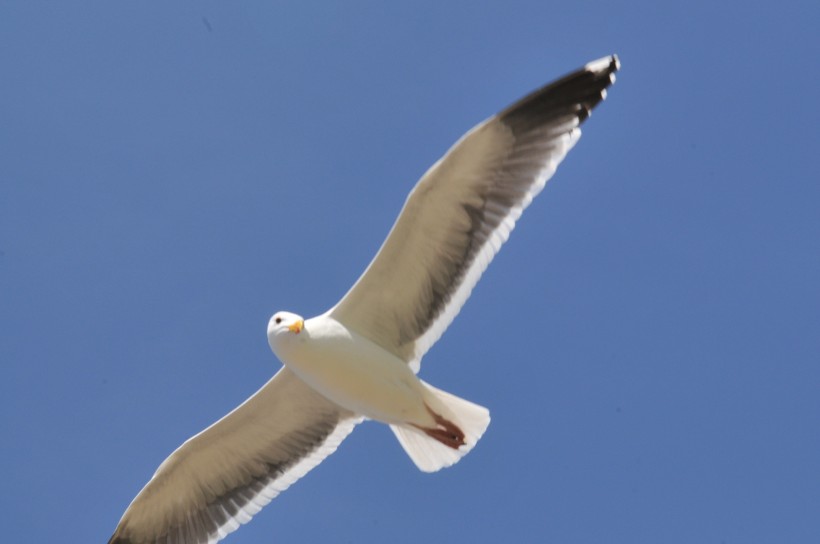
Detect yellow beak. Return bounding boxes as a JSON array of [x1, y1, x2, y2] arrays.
[[288, 319, 304, 334]]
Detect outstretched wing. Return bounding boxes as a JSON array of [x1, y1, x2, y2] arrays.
[[109, 368, 361, 544], [330, 56, 619, 371]]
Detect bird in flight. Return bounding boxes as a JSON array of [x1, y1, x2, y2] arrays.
[[109, 54, 620, 543]]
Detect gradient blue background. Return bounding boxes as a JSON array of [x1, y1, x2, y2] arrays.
[[2, 1, 819, 542]]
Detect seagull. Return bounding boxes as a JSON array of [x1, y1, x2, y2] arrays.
[[109, 54, 620, 544]]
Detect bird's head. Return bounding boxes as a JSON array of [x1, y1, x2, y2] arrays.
[[267, 311, 305, 353]]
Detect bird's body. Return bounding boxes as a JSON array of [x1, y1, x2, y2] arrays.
[[109, 55, 620, 544], [269, 312, 429, 426]]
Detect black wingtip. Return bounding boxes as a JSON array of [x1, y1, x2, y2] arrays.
[[587, 54, 620, 75], [498, 54, 620, 133]]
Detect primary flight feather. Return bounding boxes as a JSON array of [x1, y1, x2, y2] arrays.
[[109, 54, 620, 544]]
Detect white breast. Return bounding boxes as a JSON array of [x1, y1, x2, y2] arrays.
[[271, 314, 431, 425]]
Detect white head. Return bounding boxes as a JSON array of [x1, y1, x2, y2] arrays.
[[267, 311, 305, 355]]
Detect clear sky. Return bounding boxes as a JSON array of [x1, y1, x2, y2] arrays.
[[2, 1, 819, 542]]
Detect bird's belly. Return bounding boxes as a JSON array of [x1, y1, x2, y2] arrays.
[[281, 330, 428, 425]]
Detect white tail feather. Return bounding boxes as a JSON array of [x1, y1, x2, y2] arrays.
[[390, 381, 490, 472]]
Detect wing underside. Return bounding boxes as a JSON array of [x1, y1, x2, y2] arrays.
[[109, 368, 361, 544], [330, 55, 620, 370]]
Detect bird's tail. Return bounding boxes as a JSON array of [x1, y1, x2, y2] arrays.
[[390, 380, 490, 472]]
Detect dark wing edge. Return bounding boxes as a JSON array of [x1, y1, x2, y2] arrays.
[[498, 55, 619, 133]]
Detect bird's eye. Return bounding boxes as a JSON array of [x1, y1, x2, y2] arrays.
[[275, 317, 282, 324]]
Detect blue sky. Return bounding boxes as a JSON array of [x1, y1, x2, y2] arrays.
[[2, 1, 819, 542]]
